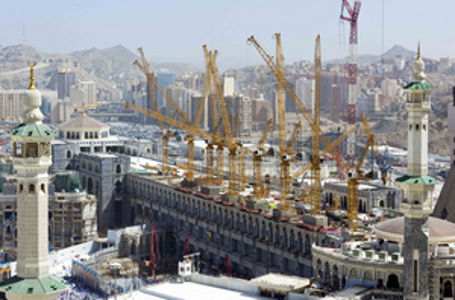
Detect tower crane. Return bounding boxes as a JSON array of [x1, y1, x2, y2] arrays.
[[209, 50, 241, 199], [291, 124, 359, 182], [280, 121, 302, 211], [134, 46, 213, 181], [247, 35, 349, 187], [346, 114, 376, 232], [133, 47, 161, 128], [311, 35, 322, 215], [253, 118, 274, 198], [340, 0, 362, 166]]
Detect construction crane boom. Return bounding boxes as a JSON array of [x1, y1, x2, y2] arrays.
[[247, 35, 348, 178]]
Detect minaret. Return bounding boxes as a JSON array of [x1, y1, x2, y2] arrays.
[[0, 64, 66, 299], [397, 44, 437, 300]]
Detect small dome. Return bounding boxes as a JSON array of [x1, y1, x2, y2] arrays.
[[22, 87, 43, 123], [374, 216, 455, 244]]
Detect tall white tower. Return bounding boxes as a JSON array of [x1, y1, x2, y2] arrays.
[[397, 44, 437, 300], [0, 64, 66, 299]]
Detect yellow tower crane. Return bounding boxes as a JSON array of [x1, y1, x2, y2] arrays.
[[252, 118, 274, 198], [346, 114, 377, 231], [280, 121, 302, 211], [311, 35, 322, 215], [134, 46, 213, 181], [247, 34, 350, 214]]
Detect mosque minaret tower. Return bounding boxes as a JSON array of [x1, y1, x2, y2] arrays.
[[0, 64, 66, 299]]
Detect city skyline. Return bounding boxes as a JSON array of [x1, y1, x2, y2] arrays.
[[2, 0, 455, 70]]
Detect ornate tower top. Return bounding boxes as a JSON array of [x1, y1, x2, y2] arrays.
[[8, 62, 54, 138], [28, 61, 36, 90]]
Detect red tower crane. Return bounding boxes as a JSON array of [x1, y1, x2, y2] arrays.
[[340, 0, 362, 167], [149, 222, 160, 278], [225, 254, 232, 277], [183, 236, 189, 256]]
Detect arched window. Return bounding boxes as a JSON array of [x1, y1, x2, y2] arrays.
[[66, 132, 70, 139], [444, 281, 453, 297], [19, 184, 23, 193], [41, 184, 45, 193], [116, 164, 122, 174], [386, 274, 399, 289], [87, 178, 93, 194], [29, 184, 35, 194], [416, 124, 419, 130], [66, 150, 72, 159]]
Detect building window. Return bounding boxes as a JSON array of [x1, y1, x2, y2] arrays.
[[409, 124, 412, 130], [29, 184, 35, 194], [66, 150, 72, 159], [415, 124, 419, 130], [116, 164, 122, 174], [41, 184, 46, 193], [422, 124, 426, 130], [66, 132, 70, 139], [19, 184, 23, 193], [413, 259, 418, 292]]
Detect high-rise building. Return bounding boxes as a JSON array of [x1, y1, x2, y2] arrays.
[[295, 77, 314, 113], [70, 81, 97, 108], [57, 69, 76, 100], [396, 46, 437, 299], [0, 90, 26, 123], [156, 73, 176, 108], [0, 66, 66, 299], [223, 76, 235, 97]]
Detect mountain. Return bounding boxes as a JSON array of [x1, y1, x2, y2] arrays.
[[326, 44, 416, 65], [0, 44, 199, 96]]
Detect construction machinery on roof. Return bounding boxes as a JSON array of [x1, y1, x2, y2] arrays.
[[247, 35, 350, 211]]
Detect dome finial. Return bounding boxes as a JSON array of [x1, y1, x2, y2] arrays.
[[27, 61, 37, 90], [417, 41, 421, 60]]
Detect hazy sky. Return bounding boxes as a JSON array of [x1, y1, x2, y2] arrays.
[[2, 0, 455, 69]]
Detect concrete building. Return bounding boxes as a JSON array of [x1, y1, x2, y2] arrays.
[[295, 77, 314, 114], [57, 68, 76, 100], [223, 76, 235, 97], [49, 172, 97, 250], [50, 98, 73, 124], [78, 153, 130, 229], [156, 73, 176, 108], [70, 80, 96, 108], [323, 181, 400, 213], [310, 46, 455, 300], [251, 96, 273, 130], [0, 69, 66, 299], [0, 90, 26, 123]]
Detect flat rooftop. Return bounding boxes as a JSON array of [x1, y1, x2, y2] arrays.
[[128, 281, 269, 300]]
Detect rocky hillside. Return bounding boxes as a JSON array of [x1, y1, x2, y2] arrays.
[[0, 44, 198, 98]]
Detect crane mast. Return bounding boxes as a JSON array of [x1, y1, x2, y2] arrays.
[[247, 35, 348, 179], [311, 35, 322, 215], [340, 0, 362, 166]]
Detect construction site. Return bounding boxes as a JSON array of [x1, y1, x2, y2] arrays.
[[2, 0, 455, 299]]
